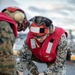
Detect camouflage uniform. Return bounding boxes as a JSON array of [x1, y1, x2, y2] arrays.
[[17, 33, 68, 75], [0, 6, 28, 75], [0, 21, 17, 75]]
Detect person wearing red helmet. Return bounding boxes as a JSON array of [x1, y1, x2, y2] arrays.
[[17, 16, 68, 75], [0, 6, 28, 75]]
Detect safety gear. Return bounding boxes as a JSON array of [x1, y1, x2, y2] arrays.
[[26, 27, 67, 62], [29, 16, 53, 36], [0, 12, 17, 38], [30, 22, 49, 36], [2, 7, 28, 31], [30, 16, 52, 28]]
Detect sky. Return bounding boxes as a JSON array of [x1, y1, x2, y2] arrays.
[[0, 0, 75, 33]]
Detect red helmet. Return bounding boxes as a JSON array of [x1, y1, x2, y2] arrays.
[[2, 7, 25, 13], [2, 7, 28, 31], [30, 22, 49, 36], [29, 16, 52, 37]]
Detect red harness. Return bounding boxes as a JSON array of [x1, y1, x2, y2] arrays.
[[26, 27, 67, 63], [0, 12, 17, 38]]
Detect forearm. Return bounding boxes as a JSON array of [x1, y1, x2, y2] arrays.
[[16, 44, 32, 72], [16, 43, 39, 75], [45, 47, 67, 75], [27, 60, 39, 75]]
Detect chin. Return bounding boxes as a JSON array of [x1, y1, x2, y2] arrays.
[[39, 40, 44, 43]]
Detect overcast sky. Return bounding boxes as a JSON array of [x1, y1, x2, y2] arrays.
[[0, 0, 75, 33]]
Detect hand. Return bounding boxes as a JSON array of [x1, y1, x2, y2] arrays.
[[17, 70, 24, 75], [38, 72, 44, 75]]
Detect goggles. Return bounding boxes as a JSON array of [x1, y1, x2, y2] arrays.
[[30, 16, 52, 28]]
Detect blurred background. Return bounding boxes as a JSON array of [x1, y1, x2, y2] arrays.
[[0, 0, 75, 75]]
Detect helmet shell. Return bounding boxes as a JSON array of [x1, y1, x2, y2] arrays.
[[30, 22, 49, 36]]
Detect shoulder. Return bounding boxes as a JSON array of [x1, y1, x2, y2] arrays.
[[58, 33, 67, 46], [61, 33, 67, 40], [0, 21, 10, 26]]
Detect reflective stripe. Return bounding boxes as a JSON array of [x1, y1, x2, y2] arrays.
[[30, 26, 40, 33], [30, 39, 36, 49], [46, 42, 53, 54]]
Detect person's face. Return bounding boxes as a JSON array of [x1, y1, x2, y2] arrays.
[[34, 34, 48, 43]]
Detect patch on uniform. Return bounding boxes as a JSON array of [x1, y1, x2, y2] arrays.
[[30, 39, 36, 49], [48, 57, 52, 61], [46, 39, 54, 54], [44, 55, 52, 61]]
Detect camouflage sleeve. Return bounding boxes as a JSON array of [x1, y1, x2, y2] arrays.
[[45, 33, 68, 75], [16, 41, 39, 75], [0, 21, 17, 75]]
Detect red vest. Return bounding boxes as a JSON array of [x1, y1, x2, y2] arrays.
[[26, 27, 67, 63], [0, 12, 17, 38]]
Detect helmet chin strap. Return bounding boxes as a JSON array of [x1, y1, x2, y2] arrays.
[[34, 38, 40, 48]]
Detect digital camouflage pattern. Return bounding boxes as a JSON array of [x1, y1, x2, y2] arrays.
[[17, 33, 68, 75], [0, 21, 17, 75]]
